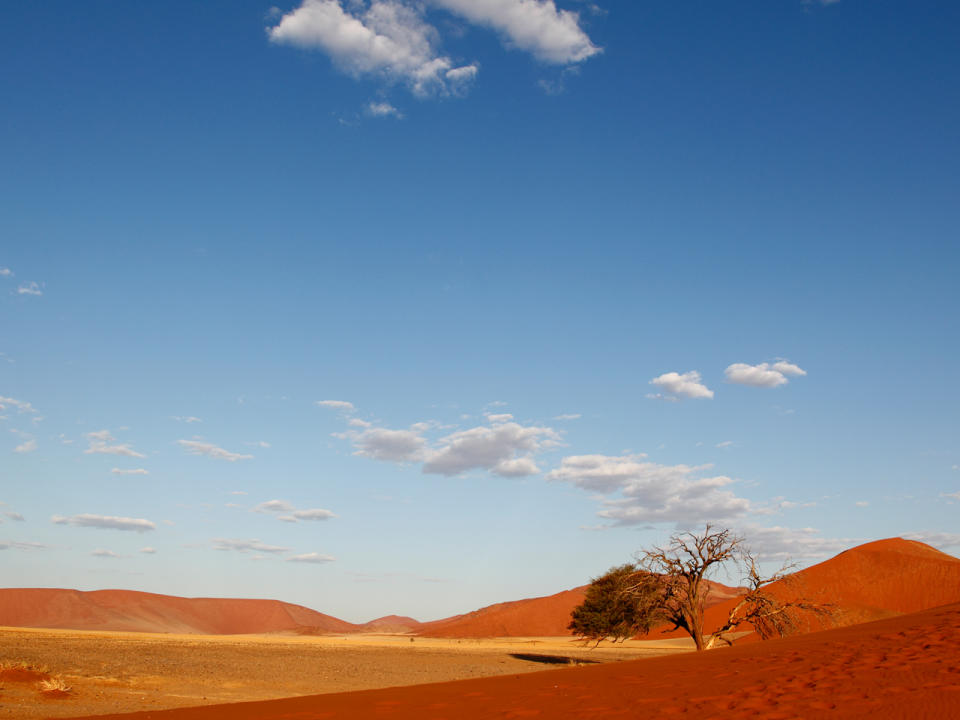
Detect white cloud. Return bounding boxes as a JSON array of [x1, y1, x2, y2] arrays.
[[649, 371, 714, 400], [4, 512, 25, 522], [91, 549, 122, 558], [254, 499, 296, 513], [0, 540, 51, 551], [353, 426, 429, 462], [431, 0, 601, 64], [111, 468, 149, 476], [269, 1, 479, 97], [230, 490, 249, 496], [16, 281, 43, 296], [0, 267, 11, 277], [212, 538, 290, 554], [366, 100, 403, 118], [52, 513, 156, 533], [715, 441, 734, 449], [725, 360, 807, 388], [288, 552, 336, 564], [251, 440, 271, 448], [903, 531, 960, 550], [423, 422, 560, 476], [178, 438, 253, 462], [171, 416, 202, 424], [13, 438, 37, 453], [546, 454, 751, 525], [140, 547, 157, 554], [84, 430, 146, 458], [735, 524, 857, 560], [855, 500, 869, 507], [349, 418, 372, 428], [485, 413, 514, 423], [553, 413, 581, 421], [940, 491, 960, 501], [316, 399, 356, 412], [292, 508, 337, 521], [0, 396, 39, 415]]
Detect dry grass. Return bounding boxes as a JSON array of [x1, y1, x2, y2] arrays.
[[38, 675, 72, 694], [0, 659, 51, 673]]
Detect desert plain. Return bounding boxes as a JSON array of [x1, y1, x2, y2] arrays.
[[1, 538, 959, 719]]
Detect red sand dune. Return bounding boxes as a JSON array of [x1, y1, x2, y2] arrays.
[[418, 581, 743, 639], [0, 588, 359, 635], [360, 615, 423, 633], [68, 602, 960, 720], [664, 537, 960, 642]]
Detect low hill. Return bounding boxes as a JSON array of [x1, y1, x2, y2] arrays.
[[0, 588, 360, 635], [359, 615, 423, 633]]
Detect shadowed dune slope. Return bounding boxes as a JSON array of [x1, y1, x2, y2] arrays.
[[0, 588, 360, 635], [418, 580, 742, 638], [67, 602, 960, 720]]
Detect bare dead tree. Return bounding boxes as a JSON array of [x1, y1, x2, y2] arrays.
[[704, 552, 834, 649], [627, 524, 743, 651]]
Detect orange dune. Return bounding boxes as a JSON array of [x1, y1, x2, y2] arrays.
[[66, 602, 960, 720], [0, 588, 359, 635]]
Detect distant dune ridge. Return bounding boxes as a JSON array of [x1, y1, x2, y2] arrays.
[[2, 538, 958, 638]]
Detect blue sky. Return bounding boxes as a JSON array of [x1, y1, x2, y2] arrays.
[[1, 0, 958, 623]]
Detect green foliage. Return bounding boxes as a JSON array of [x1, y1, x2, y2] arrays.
[[568, 564, 663, 644]]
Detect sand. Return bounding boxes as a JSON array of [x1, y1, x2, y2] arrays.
[[0, 626, 686, 719], [60, 602, 960, 720]]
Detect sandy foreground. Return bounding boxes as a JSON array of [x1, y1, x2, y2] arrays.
[[57, 603, 960, 720], [0, 626, 689, 719]]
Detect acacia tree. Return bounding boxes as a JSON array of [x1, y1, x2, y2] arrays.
[[572, 525, 833, 651], [568, 564, 662, 646]]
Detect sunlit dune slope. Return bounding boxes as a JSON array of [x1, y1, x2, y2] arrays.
[[67, 602, 960, 720], [0, 588, 360, 634], [670, 537, 960, 641]]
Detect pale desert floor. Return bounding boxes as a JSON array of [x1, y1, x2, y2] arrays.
[[0, 626, 693, 719]]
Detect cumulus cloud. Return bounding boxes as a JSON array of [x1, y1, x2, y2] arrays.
[[269, 0, 479, 97], [288, 552, 336, 564], [648, 371, 714, 400], [903, 531, 960, 550], [254, 499, 296, 513], [4, 512, 25, 522], [352, 426, 429, 462], [547, 454, 751, 525], [178, 438, 253, 462], [17, 281, 43, 296], [316, 399, 356, 412], [52, 513, 156, 533], [111, 468, 149, 476], [84, 430, 146, 458], [140, 547, 157, 554], [292, 508, 337, 521], [423, 422, 560, 476], [734, 524, 857, 560], [431, 0, 600, 64], [725, 360, 807, 388], [13, 438, 37, 453], [212, 538, 290, 554]]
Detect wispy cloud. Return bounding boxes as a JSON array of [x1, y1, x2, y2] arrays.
[[4, 512, 25, 522], [91, 549, 123, 558], [51, 513, 156, 533], [178, 438, 253, 462], [0, 396, 39, 416], [111, 468, 149, 476], [140, 546, 157, 554], [0, 267, 12, 277], [553, 413, 581, 421], [254, 499, 337, 522], [13, 438, 37, 453], [648, 370, 714, 400], [366, 100, 403, 118], [84, 430, 146, 458], [171, 416, 202, 424], [212, 538, 290, 554], [0, 540, 52, 551], [16, 281, 43, 296], [288, 552, 336, 564], [725, 360, 807, 388], [316, 399, 356, 412]]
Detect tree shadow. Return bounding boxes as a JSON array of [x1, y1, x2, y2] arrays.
[[508, 653, 600, 666]]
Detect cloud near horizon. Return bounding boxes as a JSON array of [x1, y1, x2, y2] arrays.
[[52, 513, 156, 533], [546, 454, 751, 526]]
